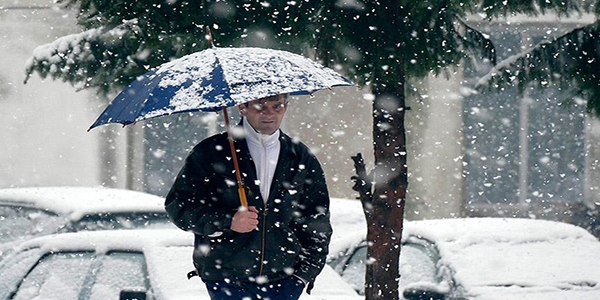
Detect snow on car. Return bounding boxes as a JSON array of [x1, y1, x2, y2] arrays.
[[0, 186, 174, 244], [328, 198, 600, 299], [0, 229, 360, 300]]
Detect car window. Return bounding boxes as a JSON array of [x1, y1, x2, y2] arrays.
[[399, 243, 439, 289], [330, 241, 440, 296], [72, 212, 173, 231], [337, 245, 368, 294], [0, 248, 46, 299], [13, 252, 95, 300], [0, 206, 66, 243], [84, 251, 150, 300], [9, 251, 150, 300]]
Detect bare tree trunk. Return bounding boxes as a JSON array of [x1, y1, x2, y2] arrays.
[[353, 73, 408, 300]]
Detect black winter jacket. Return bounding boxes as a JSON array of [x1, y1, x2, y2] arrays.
[[165, 128, 332, 290]]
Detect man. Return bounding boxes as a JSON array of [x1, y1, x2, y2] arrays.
[[165, 94, 332, 300]]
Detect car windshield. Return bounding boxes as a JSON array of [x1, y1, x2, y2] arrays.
[[1, 205, 173, 244], [329, 241, 441, 296], [331, 244, 368, 294], [399, 243, 439, 288], [0, 206, 66, 243], [70, 212, 174, 231], [7, 250, 149, 300]]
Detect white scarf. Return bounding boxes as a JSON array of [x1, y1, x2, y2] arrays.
[[242, 118, 281, 203]]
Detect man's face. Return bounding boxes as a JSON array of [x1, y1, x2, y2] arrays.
[[239, 94, 288, 135]]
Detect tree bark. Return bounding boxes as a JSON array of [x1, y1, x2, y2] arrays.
[[363, 72, 408, 300]]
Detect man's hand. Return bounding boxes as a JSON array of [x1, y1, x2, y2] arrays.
[[230, 206, 259, 233]]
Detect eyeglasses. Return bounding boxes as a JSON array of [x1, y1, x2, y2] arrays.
[[248, 100, 287, 113]]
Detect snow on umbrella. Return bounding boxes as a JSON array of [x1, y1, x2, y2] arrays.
[[89, 45, 355, 207], [88, 47, 354, 130]]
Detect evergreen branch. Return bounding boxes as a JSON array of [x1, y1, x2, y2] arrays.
[[24, 20, 144, 92], [23, 18, 208, 95], [456, 17, 497, 65], [476, 20, 600, 116]]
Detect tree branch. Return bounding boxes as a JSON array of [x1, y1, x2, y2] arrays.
[[351, 153, 373, 216]]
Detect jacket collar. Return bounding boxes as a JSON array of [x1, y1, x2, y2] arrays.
[[232, 120, 299, 205], [233, 120, 297, 161], [242, 117, 280, 148]]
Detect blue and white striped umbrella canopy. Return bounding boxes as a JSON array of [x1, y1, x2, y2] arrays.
[[89, 47, 355, 130]]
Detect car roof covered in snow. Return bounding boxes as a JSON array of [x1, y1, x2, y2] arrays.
[[0, 186, 165, 219]]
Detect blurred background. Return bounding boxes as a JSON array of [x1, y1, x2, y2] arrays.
[[2, 0, 599, 237]]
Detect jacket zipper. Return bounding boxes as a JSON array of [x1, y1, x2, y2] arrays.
[[258, 134, 269, 277], [258, 202, 268, 276]]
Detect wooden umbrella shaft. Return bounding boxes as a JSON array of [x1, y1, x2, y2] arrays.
[[222, 108, 249, 207]]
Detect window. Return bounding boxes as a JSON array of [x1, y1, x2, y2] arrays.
[[329, 240, 440, 296], [336, 245, 368, 294], [74, 212, 172, 231], [399, 243, 439, 289], [13, 252, 94, 300], [462, 24, 588, 216], [0, 248, 45, 299], [10, 251, 149, 300], [84, 252, 150, 300], [0, 206, 65, 243]]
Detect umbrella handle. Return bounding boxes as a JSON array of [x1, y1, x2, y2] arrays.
[[223, 107, 249, 208], [237, 186, 248, 207]]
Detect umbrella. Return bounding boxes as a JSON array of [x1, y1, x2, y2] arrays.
[[89, 45, 355, 207], [89, 47, 354, 130]]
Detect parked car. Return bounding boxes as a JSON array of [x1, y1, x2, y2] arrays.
[[0, 229, 361, 300], [0, 186, 174, 244], [327, 200, 600, 299]]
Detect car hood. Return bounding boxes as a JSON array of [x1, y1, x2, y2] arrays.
[[470, 284, 600, 300]]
